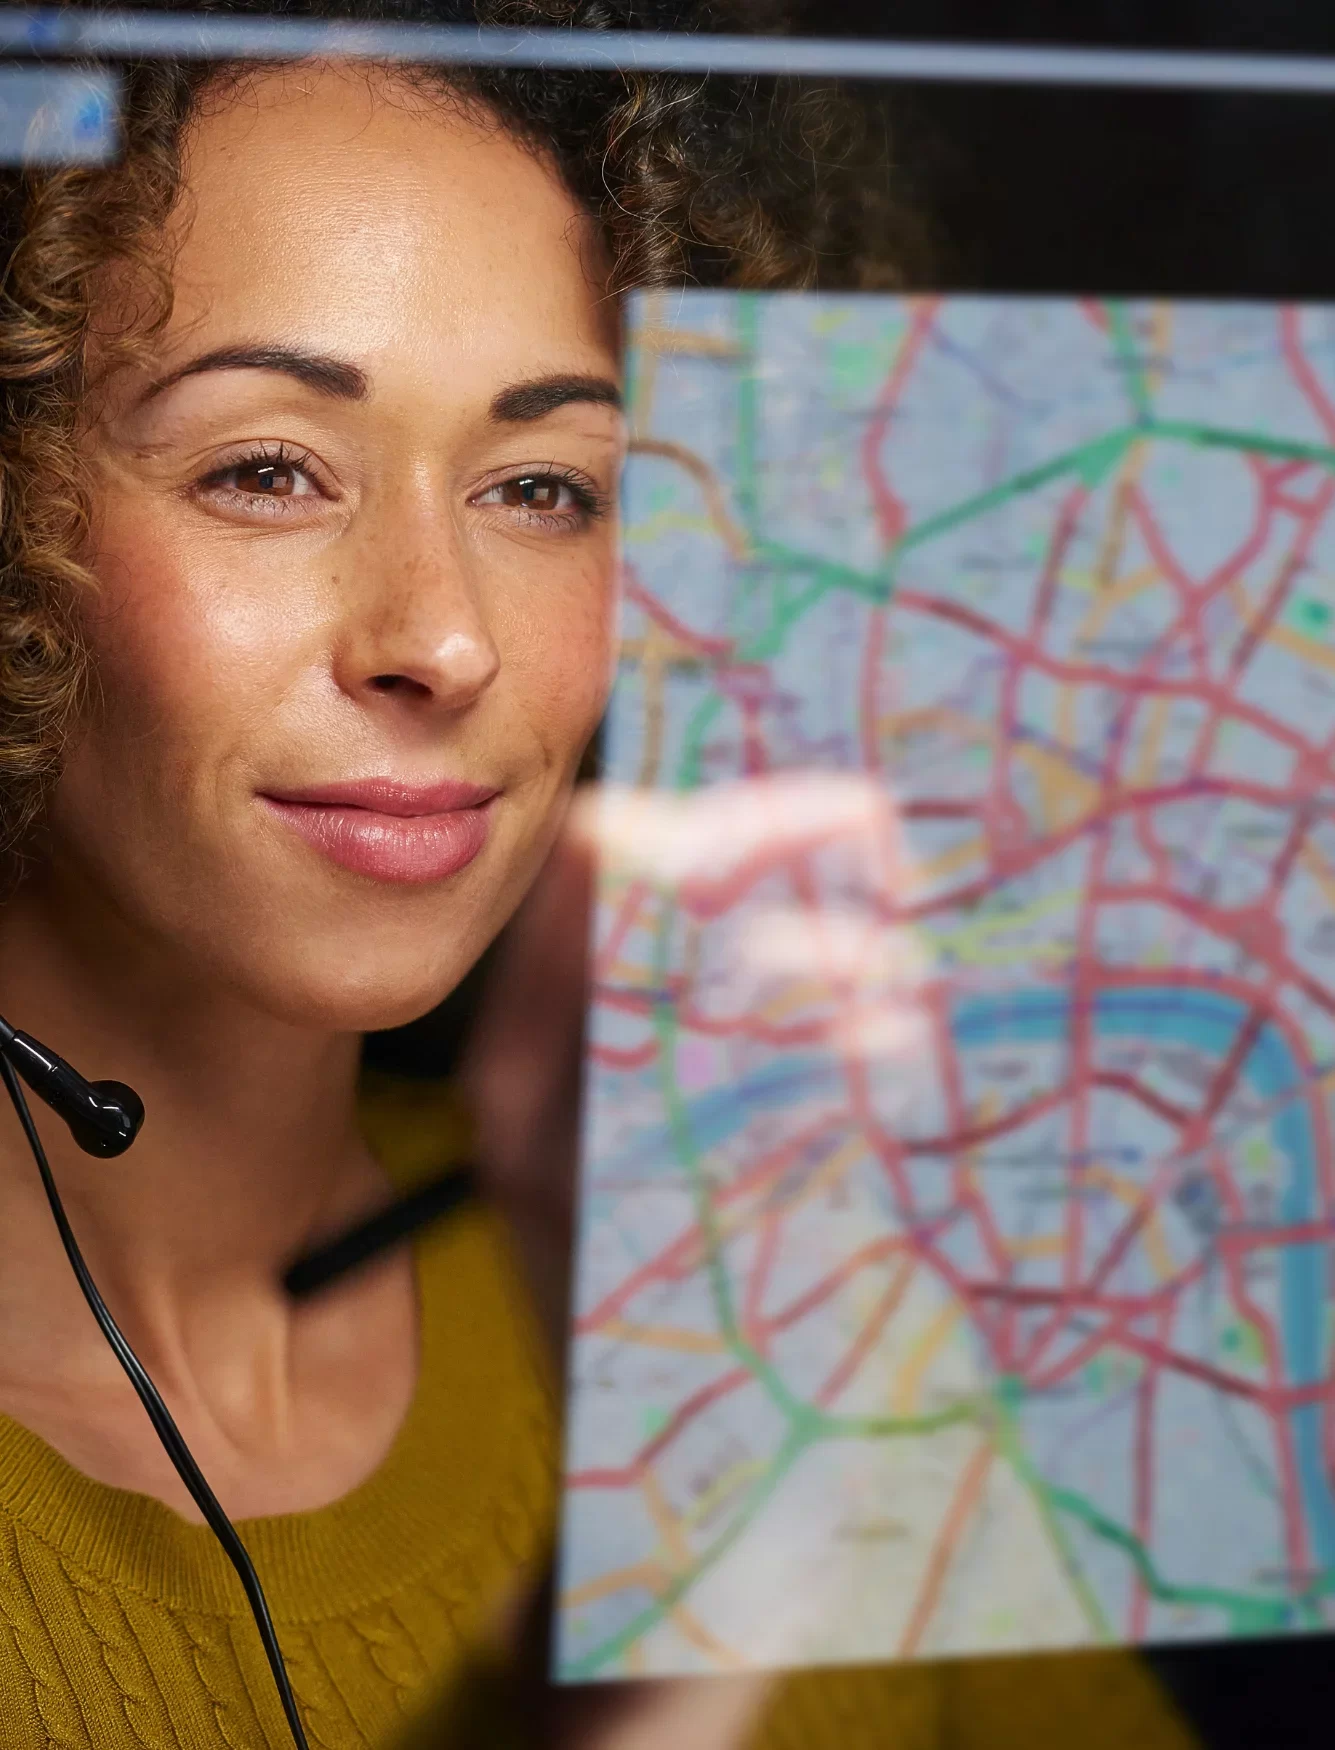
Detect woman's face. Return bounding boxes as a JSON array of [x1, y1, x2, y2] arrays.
[[56, 64, 624, 1029]]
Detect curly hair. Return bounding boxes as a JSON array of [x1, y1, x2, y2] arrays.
[[0, 0, 923, 867]]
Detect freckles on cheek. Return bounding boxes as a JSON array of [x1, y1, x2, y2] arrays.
[[520, 570, 617, 747], [85, 541, 326, 749]]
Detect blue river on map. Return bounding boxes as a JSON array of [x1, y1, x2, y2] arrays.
[[614, 984, 1335, 1577], [949, 986, 1335, 1581]]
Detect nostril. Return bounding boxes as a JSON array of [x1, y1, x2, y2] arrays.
[[368, 673, 431, 698]]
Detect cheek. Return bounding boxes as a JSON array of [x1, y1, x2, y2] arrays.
[[65, 505, 319, 813], [502, 551, 618, 765]]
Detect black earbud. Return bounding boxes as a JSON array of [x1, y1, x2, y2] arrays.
[[0, 1015, 144, 1158]]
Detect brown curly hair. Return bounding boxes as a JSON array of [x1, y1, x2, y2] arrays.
[[0, 0, 922, 868]]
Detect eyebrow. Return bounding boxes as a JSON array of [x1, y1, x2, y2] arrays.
[[142, 345, 369, 403], [490, 374, 622, 421], [139, 351, 621, 420]]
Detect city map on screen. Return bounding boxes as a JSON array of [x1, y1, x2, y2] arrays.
[[557, 293, 1335, 1680]]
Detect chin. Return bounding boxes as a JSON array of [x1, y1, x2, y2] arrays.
[[215, 923, 488, 1036]]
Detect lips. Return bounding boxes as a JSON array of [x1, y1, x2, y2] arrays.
[[260, 777, 498, 885]]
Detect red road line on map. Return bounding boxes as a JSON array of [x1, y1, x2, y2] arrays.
[[965, 1260, 1208, 1316], [567, 1365, 753, 1491], [1026, 1317, 1329, 1411], [647, 762, 1328, 933], [1229, 477, 1335, 681], [859, 604, 889, 771], [1126, 482, 1200, 608], [1281, 305, 1335, 442], [897, 782, 1320, 925], [901, 1085, 1070, 1157], [927, 985, 1013, 1285], [895, 590, 1321, 762], [742, 1213, 782, 1352], [862, 297, 942, 546], [1131, 458, 1283, 610], [589, 1039, 662, 1071], [984, 480, 1089, 908], [1219, 1220, 1335, 1251], [839, 1049, 1008, 1357], [1097, 880, 1335, 1020], [1129, 1307, 1170, 1639], [898, 1435, 995, 1659], [901, 799, 983, 820], [761, 1233, 913, 1336], [575, 1113, 851, 1332], [814, 1261, 915, 1408], [1090, 1070, 1191, 1129], [622, 573, 735, 660]]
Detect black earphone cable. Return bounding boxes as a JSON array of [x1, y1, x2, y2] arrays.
[[0, 1052, 310, 1750]]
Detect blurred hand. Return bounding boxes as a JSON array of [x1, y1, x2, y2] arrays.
[[460, 801, 596, 1362], [462, 771, 919, 1359], [456, 772, 918, 1745]]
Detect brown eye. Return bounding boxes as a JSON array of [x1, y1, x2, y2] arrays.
[[499, 476, 565, 511], [233, 460, 297, 495], [475, 471, 603, 526]]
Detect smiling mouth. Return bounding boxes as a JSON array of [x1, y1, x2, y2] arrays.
[[259, 778, 499, 884]]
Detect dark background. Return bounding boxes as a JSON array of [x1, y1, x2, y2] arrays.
[[793, 0, 1335, 301], [367, 5, 1335, 1742]]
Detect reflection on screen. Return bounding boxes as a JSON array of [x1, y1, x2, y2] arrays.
[[560, 291, 1335, 1677]]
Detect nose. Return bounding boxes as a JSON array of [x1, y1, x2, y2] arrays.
[[333, 500, 501, 714]]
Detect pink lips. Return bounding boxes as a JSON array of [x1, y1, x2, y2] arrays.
[[260, 777, 497, 885]]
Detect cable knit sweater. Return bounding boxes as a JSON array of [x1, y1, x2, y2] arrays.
[[0, 1076, 1199, 1749]]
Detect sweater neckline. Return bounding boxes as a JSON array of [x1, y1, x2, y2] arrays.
[[0, 1077, 501, 1623]]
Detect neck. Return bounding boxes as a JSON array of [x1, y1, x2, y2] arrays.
[[0, 857, 384, 1388]]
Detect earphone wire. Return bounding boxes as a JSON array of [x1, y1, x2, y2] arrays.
[[0, 1051, 310, 1750]]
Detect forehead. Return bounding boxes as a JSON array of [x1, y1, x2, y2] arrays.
[[153, 61, 617, 388]]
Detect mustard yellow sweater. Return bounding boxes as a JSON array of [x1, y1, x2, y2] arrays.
[[0, 1077, 1200, 1750]]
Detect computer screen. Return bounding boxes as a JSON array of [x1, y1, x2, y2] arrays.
[[2, 10, 1333, 1750], [563, 285, 1335, 1674]]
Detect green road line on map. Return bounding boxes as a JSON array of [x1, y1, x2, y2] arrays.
[[649, 975, 808, 1423], [879, 427, 1140, 583], [1042, 1481, 1316, 1636], [990, 1386, 1321, 1636], [1155, 421, 1335, 467], [654, 415, 1335, 699], [676, 691, 723, 791], [816, 1397, 983, 1443], [1107, 302, 1154, 425], [991, 1385, 1114, 1640], [755, 543, 883, 603], [566, 1422, 812, 1679]]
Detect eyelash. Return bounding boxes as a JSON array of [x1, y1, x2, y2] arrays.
[[477, 464, 610, 531], [192, 445, 609, 531], [194, 442, 325, 516]]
